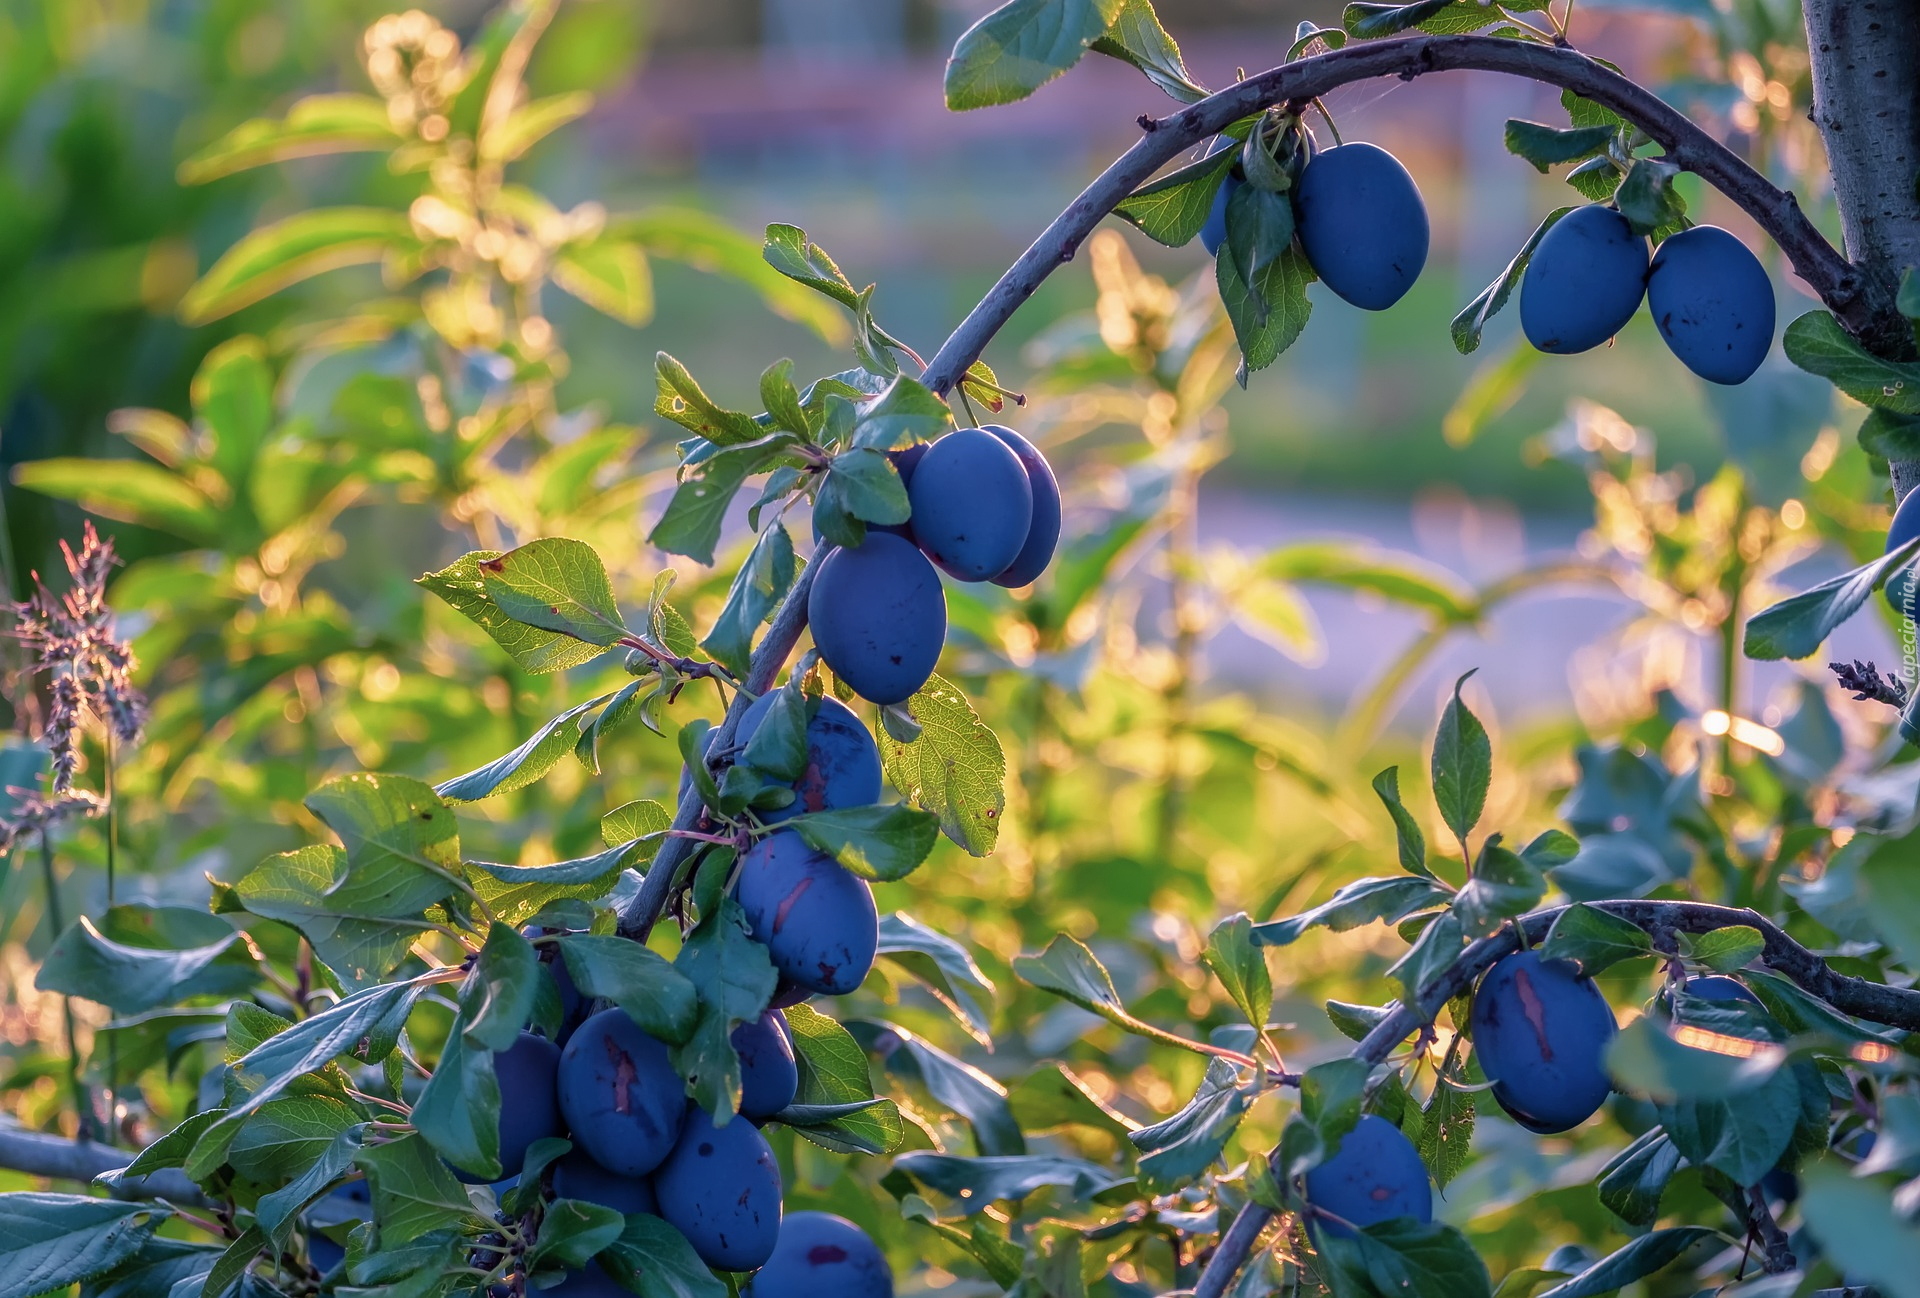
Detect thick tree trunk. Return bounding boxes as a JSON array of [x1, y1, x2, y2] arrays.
[[1804, 0, 1920, 495]]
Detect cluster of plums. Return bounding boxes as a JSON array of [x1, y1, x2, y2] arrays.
[[810, 424, 1060, 705], [308, 1009, 892, 1293], [1519, 205, 1775, 384], [1201, 137, 1431, 313], [1303, 949, 1620, 1236], [1881, 485, 1920, 621]]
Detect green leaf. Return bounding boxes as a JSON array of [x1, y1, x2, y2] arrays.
[[1534, 1228, 1723, 1298], [228, 1095, 360, 1183], [178, 208, 418, 324], [1113, 146, 1237, 248], [1342, 0, 1457, 37], [742, 685, 811, 783], [120, 1109, 227, 1179], [784, 1003, 905, 1155], [1503, 120, 1616, 172], [1596, 1128, 1680, 1228], [177, 93, 401, 183], [0, 1195, 165, 1297], [821, 447, 910, 524], [418, 551, 609, 674], [892, 1152, 1122, 1214], [357, 1133, 479, 1247], [436, 693, 614, 802], [877, 913, 997, 1046], [476, 538, 628, 647], [604, 799, 671, 848], [1451, 207, 1571, 354], [553, 237, 654, 325], [873, 1025, 1024, 1156], [1302, 1057, 1369, 1146], [556, 934, 699, 1045], [254, 1125, 363, 1247], [671, 897, 778, 1120], [12, 459, 223, 546], [466, 839, 641, 888], [878, 675, 1007, 856], [761, 223, 864, 314], [944, 0, 1126, 111], [758, 359, 812, 438], [1800, 1157, 1920, 1293], [223, 981, 424, 1129], [1443, 337, 1542, 446], [460, 923, 541, 1052], [527, 1198, 625, 1273], [1565, 154, 1622, 201], [78, 1238, 220, 1298], [1743, 538, 1920, 659], [37, 914, 240, 1014], [650, 441, 786, 566], [1614, 157, 1686, 238], [1417, 1051, 1474, 1189], [1319, 1219, 1492, 1298], [1203, 913, 1273, 1029], [1679, 924, 1764, 974], [611, 209, 847, 343], [1388, 910, 1465, 1006], [1224, 182, 1298, 295], [1371, 767, 1431, 878], [1858, 408, 1920, 459], [1217, 239, 1315, 384], [1252, 876, 1450, 946], [192, 335, 274, 490], [787, 804, 941, 882], [852, 374, 953, 451], [901, 1198, 1024, 1289], [1325, 1000, 1397, 1043], [1130, 1058, 1251, 1193], [1784, 310, 1920, 414], [653, 352, 764, 445], [1431, 671, 1491, 846], [306, 773, 464, 915], [1539, 903, 1652, 975], [1013, 934, 1129, 1022], [484, 90, 595, 163], [1262, 543, 1473, 619], [1088, 0, 1208, 103], [1454, 840, 1545, 939], [233, 846, 430, 988], [596, 1213, 729, 1298], [1605, 1015, 1780, 1103], [1005, 1064, 1137, 1140]]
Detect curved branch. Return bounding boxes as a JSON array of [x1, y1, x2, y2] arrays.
[[1193, 897, 1920, 1298], [616, 555, 828, 941], [921, 33, 1863, 396], [0, 1125, 205, 1204]]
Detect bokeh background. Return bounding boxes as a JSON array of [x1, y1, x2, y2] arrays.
[[3, 0, 1887, 734]]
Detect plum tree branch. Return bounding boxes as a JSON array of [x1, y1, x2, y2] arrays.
[[0, 1125, 205, 1204], [920, 33, 1866, 397], [616, 555, 828, 941], [1192, 898, 1920, 1298]]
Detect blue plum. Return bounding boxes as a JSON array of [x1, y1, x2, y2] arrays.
[[1683, 975, 1758, 1004], [736, 831, 878, 996], [1520, 205, 1649, 354], [744, 1211, 894, 1298], [1302, 1115, 1432, 1237], [557, 1008, 688, 1176], [733, 1009, 799, 1121], [451, 1032, 562, 1180], [983, 425, 1061, 588], [907, 427, 1033, 582], [1883, 484, 1920, 617], [808, 533, 946, 705], [550, 1148, 657, 1216], [770, 977, 815, 1010], [1470, 950, 1617, 1133], [1647, 225, 1774, 385], [736, 692, 881, 824], [653, 1107, 784, 1271], [1292, 142, 1429, 311]]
